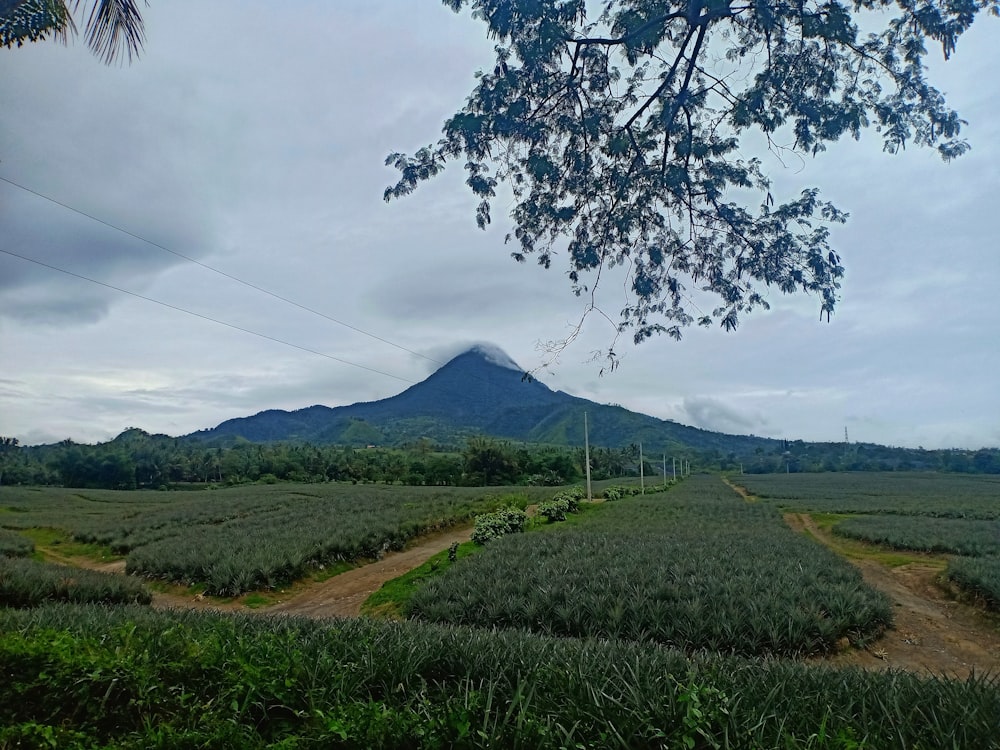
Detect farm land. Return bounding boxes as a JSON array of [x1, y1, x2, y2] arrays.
[[1, 473, 999, 747]]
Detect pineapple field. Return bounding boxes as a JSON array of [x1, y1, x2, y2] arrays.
[[1, 473, 999, 747]]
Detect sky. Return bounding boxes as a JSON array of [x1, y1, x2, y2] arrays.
[[2, 1, 998, 450]]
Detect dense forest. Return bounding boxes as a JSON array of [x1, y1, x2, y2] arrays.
[[1, 431, 997, 490]]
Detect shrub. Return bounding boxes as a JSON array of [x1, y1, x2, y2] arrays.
[[538, 498, 570, 523], [471, 507, 528, 545]]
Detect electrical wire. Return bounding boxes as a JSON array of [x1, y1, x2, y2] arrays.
[[0, 175, 443, 366], [0, 247, 414, 384]]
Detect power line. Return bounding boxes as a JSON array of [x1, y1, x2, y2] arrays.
[[0, 174, 442, 366], [0, 248, 414, 384]]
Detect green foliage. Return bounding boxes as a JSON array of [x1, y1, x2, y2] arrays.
[[946, 556, 1000, 611], [1, 604, 998, 748], [0, 557, 150, 607], [363, 541, 479, 619], [410, 476, 891, 656], [0, 0, 146, 64], [738, 471, 1000, 610], [471, 505, 529, 545], [0, 528, 34, 558], [833, 515, 1000, 557], [0, 0, 69, 49], [0, 483, 551, 597], [538, 497, 570, 522], [387, 0, 995, 351], [736, 472, 1000, 519]]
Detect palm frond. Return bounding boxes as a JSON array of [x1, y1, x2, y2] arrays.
[[76, 0, 144, 64]]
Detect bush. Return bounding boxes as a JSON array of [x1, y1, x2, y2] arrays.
[[550, 488, 584, 512], [471, 507, 528, 545], [603, 486, 623, 501], [538, 498, 570, 522]]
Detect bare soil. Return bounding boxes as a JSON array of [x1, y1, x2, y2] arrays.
[[788, 512, 1000, 678], [266, 526, 471, 618]]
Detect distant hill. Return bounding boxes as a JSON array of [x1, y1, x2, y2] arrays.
[[184, 345, 781, 456]]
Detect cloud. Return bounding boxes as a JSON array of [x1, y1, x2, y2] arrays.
[[679, 396, 771, 435], [0, 1, 997, 452]]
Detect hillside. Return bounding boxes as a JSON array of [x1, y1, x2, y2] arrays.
[[185, 345, 781, 456]]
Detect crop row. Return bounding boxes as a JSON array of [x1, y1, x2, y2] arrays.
[[2, 603, 997, 749], [0, 528, 33, 558], [832, 515, 1000, 557], [732, 473, 1000, 609], [946, 556, 1000, 609], [407, 476, 892, 657], [0, 558, 151, 607], [120, 491, 527, 596], [2, 484, 548, 596], [734, 472, 1000, 519]]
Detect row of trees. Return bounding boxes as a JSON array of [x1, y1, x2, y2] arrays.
[[0, 432, 598, 490], [3, 430, 997, 490]]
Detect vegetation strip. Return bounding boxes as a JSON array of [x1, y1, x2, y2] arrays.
[[0, 484, 545, 596], [735, 472, 1000, 613], [406, 476, 891, 656], [1, 603, 998, 749]]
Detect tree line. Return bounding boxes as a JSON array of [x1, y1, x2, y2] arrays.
[[0, 431, 628, 490], [1, 430, 997, 490]]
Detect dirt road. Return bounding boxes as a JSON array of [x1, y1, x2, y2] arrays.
[[266, 526, 471, 618], [787, 512, 1000, 678]]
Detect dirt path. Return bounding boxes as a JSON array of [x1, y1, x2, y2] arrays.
[[35, 526, 471, 618], [788, 512, 1000, 678], [265, 526, 471, 618]]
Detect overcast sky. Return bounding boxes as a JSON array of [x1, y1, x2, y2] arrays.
[[2, 2, 998, 450]]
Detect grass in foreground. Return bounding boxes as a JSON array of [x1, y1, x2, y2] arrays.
[[1, 603, 997, 749]]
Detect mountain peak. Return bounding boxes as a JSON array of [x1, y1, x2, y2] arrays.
[[449, 343, 522, 373]]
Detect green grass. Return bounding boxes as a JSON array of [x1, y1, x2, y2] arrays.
[[241, 593, 272, 609], [362, 541, 479, 619], [796, 513, 947, 569], [18, 527, 122, 565], [309, 559, 358, 582]]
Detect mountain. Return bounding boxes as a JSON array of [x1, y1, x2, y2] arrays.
[[184, 344, 781, 455]]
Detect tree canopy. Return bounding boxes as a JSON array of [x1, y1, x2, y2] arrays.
[[385, 0, 996, 362], [0, 0, 145, 63]]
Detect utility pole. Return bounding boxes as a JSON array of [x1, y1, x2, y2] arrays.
[[672, 457, 677, 482], [584, 412, 592, 502], [639, 442, 644, 494], [662, 454, 667, 487]]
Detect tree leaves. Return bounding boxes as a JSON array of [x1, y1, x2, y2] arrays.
[[386, 0, 995, 352], [0, 0, 145, 62]]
